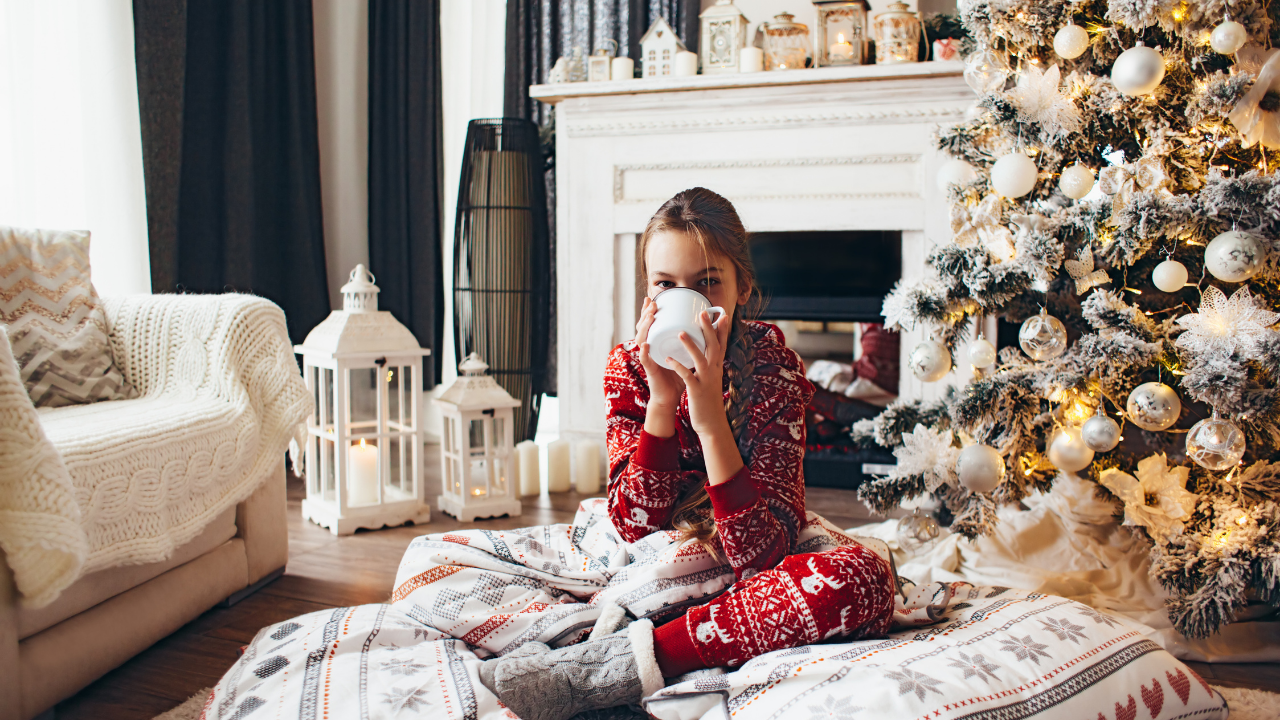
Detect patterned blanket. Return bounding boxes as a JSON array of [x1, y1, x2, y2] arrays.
[[203, 500, 1227, 720]]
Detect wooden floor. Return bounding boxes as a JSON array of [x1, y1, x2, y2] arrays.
[[57, 445, 1279, 718]]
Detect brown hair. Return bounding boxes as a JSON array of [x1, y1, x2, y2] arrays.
[[638, 187, 762, 554]]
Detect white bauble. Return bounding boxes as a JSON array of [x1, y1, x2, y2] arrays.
[[1111, 43, 1165, 96], [1081, 413, 1122, 452], [1018, 308, 1068, 361], [991, 152, 1038, 198], [1186, 414, 1246, 471], [957, 444, 1006, 493], [1126, 382, 1181, 431], [1053, 24, 1090, 59], [1152, 259, 1189, 292], [1048, 427, 1096, 473], [968, 335, 997, 368], [909, 340, 952, 382], [964, 49, 1010, 94], [1210, 20, 1248, 55], [1058, 164, 1096, 200], [937, 158, 979, 191], [1204, 230, 1265, 282]]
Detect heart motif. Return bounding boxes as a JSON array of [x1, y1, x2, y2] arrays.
[[1166, 669, 1191, 704], [657, 30, 664, 38], [1140, 679, 1163, 718], [1115, 695, 1137, 720], [1187, 666, 1215, 697]]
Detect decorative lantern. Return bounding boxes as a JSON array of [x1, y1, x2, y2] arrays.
[[588, 41, 617, 82], [762, 13, 810, 70], [813, 0, 868, 67], [436, 353, 523, 522], [295, 265, 432, 535], [872, 1, 922, 65], [700, 0, 749, 75]]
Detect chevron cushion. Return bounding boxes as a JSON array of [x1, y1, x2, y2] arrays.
[[0, 225, 134, 407]]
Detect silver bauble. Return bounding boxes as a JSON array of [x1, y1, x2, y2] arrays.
[[968, 335, 997, 368], [1126, 382, 1182, 431], [1152, 259, 1189, 293], [957, 444, 1006, 493], [1081, 414, 1121, 452], [936, 158, 979, 191], [1186, 414, 1246, 471], [963, 49, 1010, 94], [1019, 308, 1068, 361], [1053, 23, 1090, 60], [1111, 43, 1165, 96], [991, 152, 1038, 199], [1210, 20, 1248, 55], [897, 510, 941, 553], [1048, 427, 1095, 473], [1205, 230, 1264, 283], [1058, 164, 1095, 200], [909, 340, 952, 382]]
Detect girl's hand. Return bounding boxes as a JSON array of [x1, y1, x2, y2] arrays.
[[665, 309, 733, 436], [635, 297, 683, 437]]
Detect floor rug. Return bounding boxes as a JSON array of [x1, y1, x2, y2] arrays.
[[152, 688, 210, 720]]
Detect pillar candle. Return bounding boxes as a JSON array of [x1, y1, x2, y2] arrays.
[[348, 439, 379, 505], [574, 441, 601, 495], [611, 56, 634, 81], [674, 50, 699, 76], [517, 440, 541, 496], [739, 46, 764, 73], [547, 439, 572, 492]]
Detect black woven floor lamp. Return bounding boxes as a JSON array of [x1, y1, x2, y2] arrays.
[[453, 118, 550, 442]]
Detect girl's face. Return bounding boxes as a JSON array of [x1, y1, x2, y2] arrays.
[[645, 230, 750, 313]]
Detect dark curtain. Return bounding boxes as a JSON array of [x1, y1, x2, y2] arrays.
[[367, 0, 446, 390], [503, 0, 699, 396], [133, 0, 330, 346]]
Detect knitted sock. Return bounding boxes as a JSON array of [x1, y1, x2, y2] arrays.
[[477, 620, 664, 720]]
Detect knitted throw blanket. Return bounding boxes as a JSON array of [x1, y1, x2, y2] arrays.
[[0, 294, 311, 606]]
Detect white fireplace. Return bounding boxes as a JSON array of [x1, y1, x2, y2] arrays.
[[531, 63, 975, 446]]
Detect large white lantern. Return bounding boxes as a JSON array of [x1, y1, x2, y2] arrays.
[[436, 353, 523, 522], [294, 265, 432, 535], [700, 0, 749, 75]]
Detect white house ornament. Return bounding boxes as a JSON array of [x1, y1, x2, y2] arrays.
[[1058, 164, 1095, 200], [1053, 23, 1090, 59], [1210, 20, 1248, 55], [1152, 259, 1189, 293], [936, 158, 978, 191], [957, 443, 1006, 493], [1186, 412, 1246, 471], [1126, 381, 1181, 431], [1018, 308, 1068, 361], [1204, 230, 1265, 282], [968, 335, 997, 368], [640, 16, 687, 78], [1063, 247, 1110, 295], [963, 48, 1010, 94], [1081, 411, 1122, 452], [991, 152, 1038, 199], [1174, 285, 1280, 361], [1048, 426, 1095, 473], [1111, 43, 1165, 97], [909, 339, 952, 382]]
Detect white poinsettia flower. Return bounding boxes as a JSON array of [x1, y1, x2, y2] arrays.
[[1008, 63, 1081, 138], [890, 424, 959, 492], [1098, 453, 1198, 543], [1175, 285, 1280, 360]]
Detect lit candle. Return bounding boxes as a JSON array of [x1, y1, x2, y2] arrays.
[[574, 441, 601, 495], [829, 33, 854, 63], [611, 56, 634, 81], [517, 440, 541, 496], [547, 439, 572, 492], [739, 46, 764, 73], [470, 486, 488, 497], [673, 50, 699, 76], [348, 439, 379, 505]]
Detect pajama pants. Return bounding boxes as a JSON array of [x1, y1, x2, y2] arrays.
[[389, 499, 895, 675]]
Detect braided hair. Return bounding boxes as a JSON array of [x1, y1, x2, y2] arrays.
[[637, 188, 763, 553]]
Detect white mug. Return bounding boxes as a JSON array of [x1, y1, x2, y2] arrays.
[[646, 287, 725, 371]]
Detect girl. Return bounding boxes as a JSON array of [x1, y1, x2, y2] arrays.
[[479, 188, 896, 720]]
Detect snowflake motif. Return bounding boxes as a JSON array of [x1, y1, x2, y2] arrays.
[[1175, 285, 1279, 361], [883, 668, 945, 701], [380, 653, 431, 676], [890, 424, 959, 492], [1038, 617, 1088, 644], [382, 684, 432, 714], [807, 694, 865, 718], [1008, 63, 1081, 138], [946, 650, 1000, 684], [1077, 607, 1121, 628], [997, 634, 1052, 665]]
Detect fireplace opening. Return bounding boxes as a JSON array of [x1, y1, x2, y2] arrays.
[[750, 230, 900, 321]]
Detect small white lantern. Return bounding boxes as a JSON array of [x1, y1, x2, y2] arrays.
[[436, 352, 523, 522], [700, 0, 749, 75], [294, 265, 432, 535]]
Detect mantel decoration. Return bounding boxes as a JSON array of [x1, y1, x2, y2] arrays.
[[813, 0, 869, 67], [436, 352, 522, 522], [294, 265, 432, 536], [699, 0, 749, 75], [871, 1, 922, 65], [588, 41, 617, 82], [762, 12, 810, 71], [640, 15, 687, 78]]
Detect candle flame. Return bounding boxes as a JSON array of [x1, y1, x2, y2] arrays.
[[359, 438, 367, 448], [837, 33, 846, 43]]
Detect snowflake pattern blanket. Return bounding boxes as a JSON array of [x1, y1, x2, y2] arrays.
[[203, 500, 1227, 720]]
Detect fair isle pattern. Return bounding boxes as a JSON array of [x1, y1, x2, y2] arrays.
[[604, 321, 814, 578], [0, 226, 134, 407]]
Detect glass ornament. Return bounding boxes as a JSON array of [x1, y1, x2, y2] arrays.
[[1126, 382, 1181, 431], [1210, 20, 1248, 55], [1205, 230, 1265, 283], [897, 508, 941, 553], [1152, 259, 1189, 293], [963, 49, 1010, 94], [1058, 164, 1095, 200], [1186, 412, 1246, 471], [1111, 42, 1165, 96], [762, 13, 810, 70], [909, 339, 952, 382], [968, 335, 997, 368], [936, 158, 978, 191], [1018, 308, 1068, 361], [1081, 411, 1121, 452], [1048, 426, 1095, 473], [1053, 23, 1090, 59], [957, 444, 1005, 493]]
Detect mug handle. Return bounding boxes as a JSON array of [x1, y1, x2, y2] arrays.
[[706, 307, 726, 327]]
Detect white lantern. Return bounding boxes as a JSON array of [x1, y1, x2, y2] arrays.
[[295, 265, 432, 535], [700, 0, 749, 75], [436, 352, 523, 522]]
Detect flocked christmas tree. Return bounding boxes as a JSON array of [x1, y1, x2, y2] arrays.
[[854, 0, 1280, 638]]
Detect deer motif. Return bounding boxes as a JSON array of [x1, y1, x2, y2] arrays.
[[627, 507, 656, 531], [800, 558, 846, 595], [695, 605, 735, 645], [823, 606, 854, 640]]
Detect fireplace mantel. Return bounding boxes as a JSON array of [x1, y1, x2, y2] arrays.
[[536, 63, 975, 445]]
